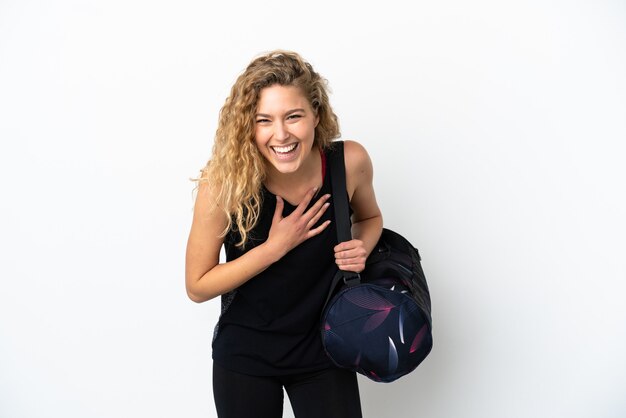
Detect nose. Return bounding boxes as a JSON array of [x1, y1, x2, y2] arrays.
[[273, 121, 289, 141]]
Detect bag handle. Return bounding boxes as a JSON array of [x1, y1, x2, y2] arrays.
[[328, 141, 361, 286]]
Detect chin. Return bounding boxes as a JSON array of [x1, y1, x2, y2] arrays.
[[270, 161, 301, 174]]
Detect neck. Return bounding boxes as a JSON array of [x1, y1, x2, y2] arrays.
[[264, 146, 321, 192]]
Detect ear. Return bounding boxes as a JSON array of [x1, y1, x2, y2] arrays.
[[314, 113, 320, 128]]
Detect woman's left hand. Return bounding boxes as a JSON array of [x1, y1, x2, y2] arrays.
[[334, 239, 368, 273]]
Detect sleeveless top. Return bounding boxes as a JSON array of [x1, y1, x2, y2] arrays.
[[212, 146, 340, 376]]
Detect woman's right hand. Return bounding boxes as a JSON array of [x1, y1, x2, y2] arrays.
[[265, 188, 332, 258], [186, 185, 332, 303]]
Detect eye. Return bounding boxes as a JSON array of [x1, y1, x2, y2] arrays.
[[287, 114, 302, 120], [255, 118, 270, 124]]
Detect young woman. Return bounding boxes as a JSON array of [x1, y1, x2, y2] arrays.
[[185, 50, 383, 418]]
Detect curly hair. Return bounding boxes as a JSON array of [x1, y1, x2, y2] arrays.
[[197, 50, 341, 248]]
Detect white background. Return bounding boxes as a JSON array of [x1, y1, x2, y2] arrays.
[[1, 1, 625, 417]]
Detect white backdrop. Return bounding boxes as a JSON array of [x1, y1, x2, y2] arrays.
[[1, 1, 625, 417]]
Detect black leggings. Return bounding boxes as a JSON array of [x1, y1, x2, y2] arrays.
[[213, 362, 362, 418]]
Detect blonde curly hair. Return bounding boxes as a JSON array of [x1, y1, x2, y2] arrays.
[[198, 50, 340, 248]]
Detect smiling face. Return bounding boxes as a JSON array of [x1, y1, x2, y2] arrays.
[[254, 84, 320, 176]]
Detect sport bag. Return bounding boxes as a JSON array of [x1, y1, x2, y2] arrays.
[[320, 141, 433, 383]]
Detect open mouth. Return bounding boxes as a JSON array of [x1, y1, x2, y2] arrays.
[[270, 143, 299, 156]]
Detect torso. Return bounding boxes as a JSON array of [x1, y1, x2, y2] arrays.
[[211, 145, 342, 376]]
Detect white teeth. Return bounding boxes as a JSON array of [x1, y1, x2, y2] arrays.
[[271, 143, 297, 154]]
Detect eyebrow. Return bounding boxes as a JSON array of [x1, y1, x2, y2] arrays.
[[255, 108, 306, 118]]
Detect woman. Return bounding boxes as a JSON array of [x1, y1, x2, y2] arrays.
[[185, 50, 382, 418]]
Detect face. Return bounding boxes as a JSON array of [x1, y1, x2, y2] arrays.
[[254, 84, 319, 175]]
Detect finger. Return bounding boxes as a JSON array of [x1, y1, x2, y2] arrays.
[[307, 201, 330, 229], [273, 196, 284, 224], [295, 192, 329, 224], [335, 255, 366, 266], [337, 263, 364, 273], [293, 187, 319, 216], [306, 220, 331, 238], [334, 239, 361, 253], [336, 252, 354, 263], [302, 194, 331, 224], [335, 246, 357, 258], [335, 247, 366, 260]]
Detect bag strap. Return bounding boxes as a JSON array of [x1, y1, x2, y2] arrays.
[[328, 141, 361, 286]]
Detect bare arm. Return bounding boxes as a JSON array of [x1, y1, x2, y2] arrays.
[[334, 140, 383, 272], [185, 182, 331, 303]]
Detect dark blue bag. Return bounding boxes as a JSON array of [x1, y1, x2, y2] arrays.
[[321, 142, 433, 382]]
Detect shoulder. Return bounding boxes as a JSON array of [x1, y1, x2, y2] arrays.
[[343, 140, 373, 178], [343, 139, 369, 159], [339, 140, 374, 200]]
